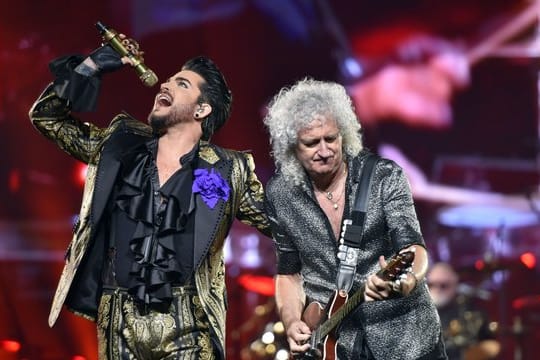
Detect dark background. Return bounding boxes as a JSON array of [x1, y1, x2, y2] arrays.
[[1, 0, 540, 359]]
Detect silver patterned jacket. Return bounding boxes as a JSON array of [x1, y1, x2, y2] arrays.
[[265, 151, 444, 359]]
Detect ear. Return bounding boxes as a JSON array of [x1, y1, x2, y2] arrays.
[[194, 103, 212, 120]]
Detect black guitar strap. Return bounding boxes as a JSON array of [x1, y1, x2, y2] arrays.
[[336, 153, 378, 294]]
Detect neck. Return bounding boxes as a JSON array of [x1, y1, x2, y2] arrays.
[[312, 162, 347, 192], [158, 122, 202, 160]]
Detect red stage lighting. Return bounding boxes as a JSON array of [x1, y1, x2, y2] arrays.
[[8, 169, 20, 193], [520, 252, 536, 269], [474, 259, 485, 271], [237, 274, 275, 296], [0, 339, 21, 353], [72, 355, 86, 360], [74, 162, 88, 187]]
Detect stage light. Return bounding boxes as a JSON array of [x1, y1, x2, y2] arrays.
[[72, 355, 86, 360], [261, 330, 275, 344], [474, 259, 484, 271], [0, 339, 21, 353], [275, 349, 289, 360], [74, 162, 88, 187], [8, 169, 20, 193], [520, 252, 536, 269], [341, 56, 363, 79]]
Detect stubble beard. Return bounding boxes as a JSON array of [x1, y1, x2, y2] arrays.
[[147, 104, 195, 136], [148, 113, 170, 136]]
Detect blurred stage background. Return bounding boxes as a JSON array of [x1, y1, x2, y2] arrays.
[[1, 0, 540, 359]]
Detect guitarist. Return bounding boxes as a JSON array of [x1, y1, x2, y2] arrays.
[[264, 78, 447, 359]]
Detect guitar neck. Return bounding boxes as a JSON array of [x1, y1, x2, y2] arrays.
[[317, 285, 366, 339], [315, 250, 414, 339]]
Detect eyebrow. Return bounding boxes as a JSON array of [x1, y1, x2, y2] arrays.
[[301, 132, 339, 141], [167, 76, 192, 86]]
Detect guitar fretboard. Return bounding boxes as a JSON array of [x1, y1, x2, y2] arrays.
[[313, 251, 414, 341]]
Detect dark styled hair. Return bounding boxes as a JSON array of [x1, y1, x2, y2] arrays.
[[182, 56, 232, 140]]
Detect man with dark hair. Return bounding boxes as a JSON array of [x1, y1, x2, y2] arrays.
[[29, 39, 269, 359]]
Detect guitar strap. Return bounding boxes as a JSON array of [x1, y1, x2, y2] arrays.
[[336, 153, 378, 293]]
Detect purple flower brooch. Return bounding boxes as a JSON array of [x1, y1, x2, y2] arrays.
[[192, 168, 230, 209]]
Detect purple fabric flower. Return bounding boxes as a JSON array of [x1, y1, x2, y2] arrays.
[[192, 168, 231, 209]]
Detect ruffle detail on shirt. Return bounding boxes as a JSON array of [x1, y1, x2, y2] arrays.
[[115, 146, 188, 310], [128, 224, 182, 310]]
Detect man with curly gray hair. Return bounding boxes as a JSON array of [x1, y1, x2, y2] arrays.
[[264, 78, 447, 359]]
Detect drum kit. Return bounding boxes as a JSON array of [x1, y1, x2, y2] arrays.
[[433, 202, 540, 359], [428, 205, 540, 360]]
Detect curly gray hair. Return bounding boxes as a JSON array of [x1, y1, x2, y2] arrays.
[[264, 78, 363, 188]]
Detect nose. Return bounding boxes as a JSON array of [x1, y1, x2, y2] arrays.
[[160, 79, 172, 91], [317, 141, 332, 158]]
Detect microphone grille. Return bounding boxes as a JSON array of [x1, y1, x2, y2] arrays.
[[140, 69, 158, 87]]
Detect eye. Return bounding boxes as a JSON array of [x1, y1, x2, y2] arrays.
[[176, 80, 189, 88], [325, 135, 339, 143], [303, 140, 319, 148]]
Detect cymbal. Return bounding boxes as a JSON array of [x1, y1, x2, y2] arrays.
[[437, 204, 538, 229], [237, 274, 275, 296]]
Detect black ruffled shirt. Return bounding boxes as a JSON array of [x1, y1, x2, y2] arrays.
[[107, 137, 197, 310]]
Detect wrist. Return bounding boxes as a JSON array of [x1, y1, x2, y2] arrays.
[[74, 58, 99, 77]]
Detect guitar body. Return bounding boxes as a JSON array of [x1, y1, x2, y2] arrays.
[[301, 291, 348, 360], [296, 251, 415, 360]]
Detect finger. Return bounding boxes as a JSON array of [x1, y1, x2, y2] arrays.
[[288, 338, 310, 353], [123, 42, 135, 53], [378, 256, 388, 271], [391, 280, 401, 294], [121, 38, 139, 49], [365, 280, 387, 300], [121, 57, 135, 66]]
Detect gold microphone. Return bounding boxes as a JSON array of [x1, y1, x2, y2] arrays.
[[95, 21, 158, 87]]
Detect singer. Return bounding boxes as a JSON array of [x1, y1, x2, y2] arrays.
[[29, 31, 270, 359]]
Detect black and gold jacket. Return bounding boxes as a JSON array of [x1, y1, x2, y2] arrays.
[[29, 84, 270, 355]]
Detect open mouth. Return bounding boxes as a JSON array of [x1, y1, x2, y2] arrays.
[[156, 92, 172, 107]]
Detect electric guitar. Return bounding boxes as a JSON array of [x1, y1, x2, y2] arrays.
[[298, 250, 415, 360]]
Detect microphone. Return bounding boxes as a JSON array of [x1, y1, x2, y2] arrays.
[[95, 21, 158, 87]]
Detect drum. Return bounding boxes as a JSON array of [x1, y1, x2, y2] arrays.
[[433, 204, 540, 268]]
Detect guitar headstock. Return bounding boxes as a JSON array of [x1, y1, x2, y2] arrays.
[[377, 250, 415, 281]]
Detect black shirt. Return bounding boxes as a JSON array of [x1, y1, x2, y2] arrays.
[[107, 137, 198, 308]]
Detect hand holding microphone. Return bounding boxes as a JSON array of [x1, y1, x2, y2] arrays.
[[94, 21, 158, 87]]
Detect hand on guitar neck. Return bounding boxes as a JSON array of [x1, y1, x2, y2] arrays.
[[291, 250, 416, 360], [364, 249, 418, 301]]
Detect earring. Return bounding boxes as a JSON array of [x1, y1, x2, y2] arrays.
[[195, 113, 200, 118]]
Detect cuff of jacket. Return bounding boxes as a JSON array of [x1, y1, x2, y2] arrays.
[[49, 54, 101, 112]]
